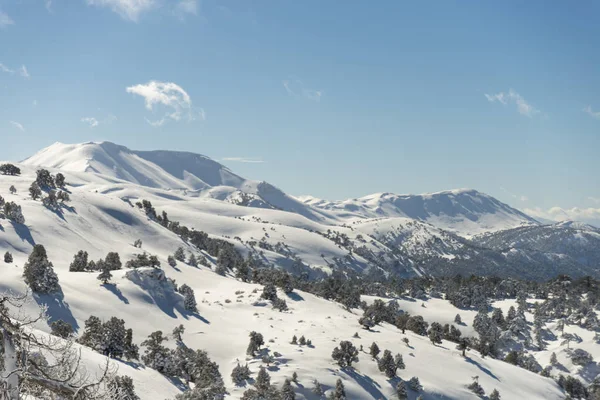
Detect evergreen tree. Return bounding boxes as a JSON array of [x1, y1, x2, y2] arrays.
[[489, 389, 501, 400], [377, 350, 397, 378], [101, 317, 126, 358], [282, 378, 295, 400], [428, 322, 443, 345], [312, 380, 324, 396], [97, 264, 112, 284], [231, 363, 251, 385], [331, 341, 359, 368], [108, 375, 139, 400], [292, 371, 298, 383], [50, 319, 74, 338], [467, 377, 485, 396], [395, 353, 405, 370], [3, 251, 12, 263], [36, 168, 55, 188], [183, 289, 198, 313], [29, 182, 42, 200], [188, 253, 198, 267], [141, 331, 171, 373], [124, 328, 139, 361], [550, 352, 558, 365], [55, 173, 66, 188], [298, 335, 307, 345], [174, 247, 186, 262], [105, 252, 122, 270], [0, 163, 20, 175], [247, 331, 264, 356], [261, 283, 278, 301], [9, 185, 16, 194], [69, 250, 88, 272], [173, 324, 185, 341], [79, 315, 104, 351], [255, 366, 271, 394], [23, 244, 60, 294], [291, 335, 297, 344], [4, 201, 25, 223], [168, 255, 177, 267], [331, 379, 346, 400], [454, 313, 462, 324], [369, 342, 380, 359], [408, 377, 422, 392], [396, 381, 408, 400]]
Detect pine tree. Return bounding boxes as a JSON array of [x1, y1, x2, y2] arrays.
[[183, 288, 198, 313], [50, 319, 74, 338], [124, 328, 139, 360], [428, 322, 443, 345], [35, 169, 54, 188], [3, 251, 12, 263], [168, 255, 177, 267], [9, 185, 16, 194], [408, 377, 422, 392], [4, 201, 25, 223], [377, 350, 397, 378], [490, 389, 501, 400], [101, 317, 126, 358], [261, 283, 278, 301], [396, 381, 407, 399], [97, 264, 112, 284], [282, 378, 296, 400], [55, 173, 66, 188], [292, 371, 298, 383], [173, 324, 185, 341], [141, 331, 171, 373], [369, 342, 380, 359], [550, 352, 558, 365], [174, 247, 186, 262], [331, 341, 359, 368], [395, 353, 405, 370], [69, 250, 88, 272], [331, 379, 346, 400], [188, 253, 198, 267], [312, 379, 324, 396], [108, 375, 139, 400], [23, 244, 60, 294], [105, 252, 122, 270], [79, 316, 104, 351], [467, 377, 485, 396], [231, 363, 251, 385], [291, 335, 298, 344], [299, 335, 307, 345], [255, 366, 271, 394], [29, 182, 42, 200], [247, 331, 264, 356], [454, 313, 462, 324]]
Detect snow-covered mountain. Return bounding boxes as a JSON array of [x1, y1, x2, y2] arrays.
[[299, 189, 539, 237], [2, 142, 599, 399]]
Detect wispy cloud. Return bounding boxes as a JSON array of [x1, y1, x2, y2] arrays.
[[588, 197, 600, 205], [583, 105, 600, 119], [0, 11, 14, 28], [283, 78, 323, 102], [524, 206, 600, 228], [485, 88, 539, 117], [174, 0, 198, 17], [222, 157, 265, 164], [127, 80, 198, 126], [0, 63, 30, 79], [81, 117, 99, 128], [9, 121, 25, 131], [86, 0, 156, 22], [45, 0, 53, 12], [19, 65, 30, 78], [500, 186, 528, 203], [0, 63, 13, 73]]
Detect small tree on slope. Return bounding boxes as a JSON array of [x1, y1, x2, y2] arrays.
[[23, 244, 60, 294]]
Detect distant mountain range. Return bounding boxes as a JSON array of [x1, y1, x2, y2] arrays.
[[13, 141, 600, 279]]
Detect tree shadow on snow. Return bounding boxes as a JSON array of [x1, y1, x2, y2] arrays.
[[102, 283, 129, 304], [286, 291, 304, 302], [34, 289, 80, 332], [343, 368, 385, 399], [10, 221, 35, 247], [464, 357, 499, 381]]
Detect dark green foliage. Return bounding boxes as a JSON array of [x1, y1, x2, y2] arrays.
[[36, 169, 55, 189], [282, 378, 295, 400], [3, 251, 12, 263], [331, 341, 358, 368], [108, 375, 139, 400], [231, 363, 251, 385], [29, 182, 42, 200], [50, 319, 74, 338], [69, 250, 88, 272], [369, 342, 380, 358], [377, 350, 397, 378], [0, 163, 20, 175], [23, 244, 60, 294]]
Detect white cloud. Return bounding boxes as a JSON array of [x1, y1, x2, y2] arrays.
[[283, 78, 323, 102], [0, 63, 14, 74], [588, 197, 600, 205], [583, 105, 600, 119], [19, 65, 30, 78], [127, 80, 198, 126], [0, 11, 14, 28], [222, 157, 265, 164], [524, 206, 600, 228], [500, 186, 528, 202], [485, 88, 539, 117], [9, 121, 24, 131], [86, 0, 156, 22], [81, 117, 99, 128], [45, 1, 53, 12], [175, 0, 198, 17]]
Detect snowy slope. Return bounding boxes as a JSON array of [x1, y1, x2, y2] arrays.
[[0, 158, 589, 399]]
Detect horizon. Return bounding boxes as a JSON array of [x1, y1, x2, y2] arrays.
[[1, 1, 598, 226]]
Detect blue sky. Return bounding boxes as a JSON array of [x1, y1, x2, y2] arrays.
[[1, 0, 599, 223]]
